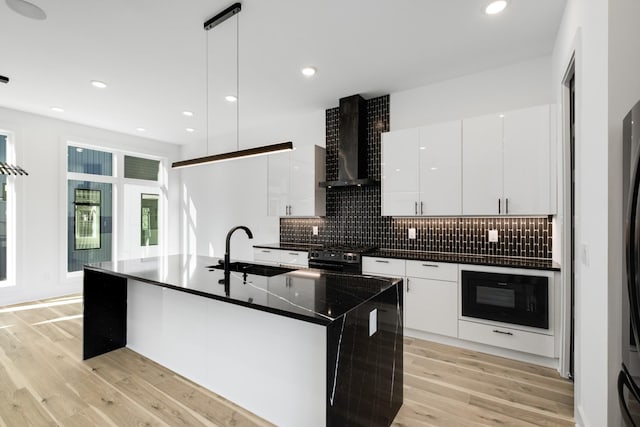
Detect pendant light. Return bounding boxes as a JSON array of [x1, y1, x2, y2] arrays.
[[0, 76, 28, 175], [172, 2, 293, 170]]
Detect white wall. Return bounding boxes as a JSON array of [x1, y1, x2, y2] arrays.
[[390, 56, 552, 130], [551, 0, 610, 425], [178, 110, 325, 262], [0, 107, 182, 306]]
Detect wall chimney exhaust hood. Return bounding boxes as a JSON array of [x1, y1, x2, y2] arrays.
[[319, 94, 379, 188]]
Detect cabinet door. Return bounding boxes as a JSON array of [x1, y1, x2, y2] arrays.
[[289, 145, 325, 216], [419, 121, 462, 215], [267, 152, 290, 216], [462, 114, 504, 215], [503, 105, 551, 215], [405, 277, 457, 337], [381, 128, 420, 216]]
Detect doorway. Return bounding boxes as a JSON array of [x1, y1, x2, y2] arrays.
[[563, 58, 576, 379]]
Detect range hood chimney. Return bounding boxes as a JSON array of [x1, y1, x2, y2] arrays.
[[320, 94, 379, 188]]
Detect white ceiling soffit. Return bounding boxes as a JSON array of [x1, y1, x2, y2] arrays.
[[0, 0, 567, 146]]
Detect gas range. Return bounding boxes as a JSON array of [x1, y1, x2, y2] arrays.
[[308, 245, 378, 274]]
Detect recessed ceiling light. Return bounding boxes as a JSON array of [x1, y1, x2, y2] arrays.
[[50, 106, 64, 113], [182, 110, 194, 117], [225, 95, 237, 102], [301, 67, 317, 77], [5, 0, 47, 20], [485, 0, 508, 15], [136, 127, 146, 132], [499, 114, 505, 118], [91, 80, 108, 89], [186, 128, 195, 133]]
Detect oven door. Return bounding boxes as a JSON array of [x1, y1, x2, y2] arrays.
[[461, 270, 549, 329], [308, 259, 360, 274]]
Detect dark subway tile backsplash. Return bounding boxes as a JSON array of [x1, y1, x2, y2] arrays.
[[280, 94, 552, 259]]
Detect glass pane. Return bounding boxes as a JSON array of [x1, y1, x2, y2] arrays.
[[74, 189, 101, 250], [124, 155, 159, 181], [0, 135, 6, 281], [141, 194, 159, 246], [68, 180, 112, 272], [68, 146, 113, 176]]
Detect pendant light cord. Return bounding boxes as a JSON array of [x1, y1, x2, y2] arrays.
[[206, 30, 210, 156], [236, 10, 240, 151]]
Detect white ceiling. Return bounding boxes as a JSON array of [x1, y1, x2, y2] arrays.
[[0, 0, 567, 146]]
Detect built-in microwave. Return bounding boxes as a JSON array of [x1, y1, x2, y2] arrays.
[[461, 270, 549, 329]]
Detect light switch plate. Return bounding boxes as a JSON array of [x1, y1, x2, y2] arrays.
[[369, 309, 377, 336], [488, 229, 498, 242], [312, 226, 318, 236], [408, 228, 416, 239]]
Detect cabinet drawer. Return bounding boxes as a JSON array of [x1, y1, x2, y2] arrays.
[[406, 260, 457, 281], [280, 251, 308, 267], [362, 257, 405, 277], [458, 320, 554, 358], [253, 248, 280, 264]]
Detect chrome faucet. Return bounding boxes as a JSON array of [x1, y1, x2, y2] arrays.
[[224, 225, 254, 280]]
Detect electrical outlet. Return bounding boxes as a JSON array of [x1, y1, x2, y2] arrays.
[[312, 226, 318, 236], [408, 228, 416, 239], [488, 229, 498, 242]]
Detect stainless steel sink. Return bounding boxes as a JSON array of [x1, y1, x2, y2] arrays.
[[206, 262, 295, 277]]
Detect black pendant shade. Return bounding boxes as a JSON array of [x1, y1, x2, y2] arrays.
[[172, 141, 293, 169], [0, 162, 28, 175], [0, 75, 9, 84]]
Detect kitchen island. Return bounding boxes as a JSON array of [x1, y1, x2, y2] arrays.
[[83, 255, 403, 427]]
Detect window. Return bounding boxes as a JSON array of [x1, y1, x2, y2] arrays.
[[67, 146, 114, 272], [141, 194, 159, 246], [125, 155, 160, 181], [0, 135, 7, 281]]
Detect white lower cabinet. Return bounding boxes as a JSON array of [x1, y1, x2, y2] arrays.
[[361, 257, 406, 277], [406, 277, 457, 337], [458, 320, 555, 358], [253, 248, 308, 267], [405, 260, 458, 338]]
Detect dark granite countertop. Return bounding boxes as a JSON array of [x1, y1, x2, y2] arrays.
[[253, 242, 322, 251], [368, 249, 561, 271], [85, 255, 401, 326]]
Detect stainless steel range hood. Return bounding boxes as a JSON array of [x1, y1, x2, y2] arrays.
[[319, 94, 379, 188]]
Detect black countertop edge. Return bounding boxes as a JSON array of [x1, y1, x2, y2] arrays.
[[253, 242, 322, 251], [368, 249, 561, 271]]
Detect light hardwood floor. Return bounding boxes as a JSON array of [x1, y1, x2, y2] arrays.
[[0, 295, 573, 426]]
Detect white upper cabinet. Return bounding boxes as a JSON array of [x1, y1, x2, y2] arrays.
[[502, 105, 551, 215], [381, 128, 420, 216], [382, 121, 461, 216], [462, 114, 504, 215], [268, 145, 326, 217], [463, 104, 554, 215], [419, 121, 462, 215]]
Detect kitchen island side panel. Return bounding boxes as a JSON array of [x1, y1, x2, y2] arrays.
[[327, 281, 403, 426], [83, 269, 127, 359]]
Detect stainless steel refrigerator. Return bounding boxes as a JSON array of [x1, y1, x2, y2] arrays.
[[619, 100, 640, 425]]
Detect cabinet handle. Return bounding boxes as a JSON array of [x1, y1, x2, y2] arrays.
[[375, 260, 390, 263], [506, 198, 509, 215], [415, 201, 418, 215], [492, 329, 513, 336], [422, 263, 439, 268], [288, 252, 299, 256], [285, 205, 289, 215], [406, 278, 410, 292], [420, 201, 424, 215], [261, 250, 272, 253], [498, 198, 501, 214], [289, 205, 293, 215]]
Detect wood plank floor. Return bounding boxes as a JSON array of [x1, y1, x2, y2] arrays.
[[0, 295, 573, 426]]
